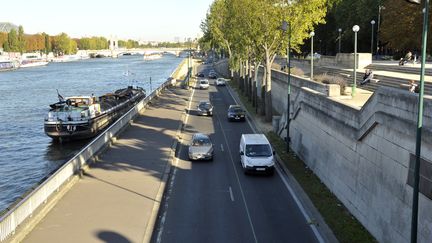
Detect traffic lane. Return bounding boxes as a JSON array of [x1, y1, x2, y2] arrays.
[[159, 140, 256, 243], [212, 85, 318, 243], [157, 83, 256, 242]]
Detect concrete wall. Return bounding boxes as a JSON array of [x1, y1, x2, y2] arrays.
[[276, 78, 432, 242], [214, 59, 432, 243]]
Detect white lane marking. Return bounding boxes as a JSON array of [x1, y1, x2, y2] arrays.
[[275, 165, 325, 243], [229, 186, 235, 202], [225, 84, 325, 243], [214, 108, 258, 243], [156, 85, 196, 243], [220, 144, 224, 152]]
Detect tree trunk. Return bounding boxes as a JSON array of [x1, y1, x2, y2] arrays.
[[264, 50, 273, 122]]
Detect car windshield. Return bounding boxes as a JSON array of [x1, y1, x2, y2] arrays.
[[200, 80, 208, 84], [245, 144, 272, 157], [199, 103, 211, 109], [192, 137, 212, 146], [230, 107, 243, 113]]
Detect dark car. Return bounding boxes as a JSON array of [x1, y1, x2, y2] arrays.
[[208, 72, 217, 79], [197, 101, 213, 116], [227, 105, 246, 121], [196, 72, 205, 77]]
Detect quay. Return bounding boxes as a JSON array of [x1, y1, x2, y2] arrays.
[[0, 59, 191, 242], [20, 87, 190, 243]]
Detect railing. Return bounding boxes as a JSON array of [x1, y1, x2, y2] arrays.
[[0, 78, 173, 242]]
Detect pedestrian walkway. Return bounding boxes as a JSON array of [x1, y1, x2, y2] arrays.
[[21, 87, 189, 243]]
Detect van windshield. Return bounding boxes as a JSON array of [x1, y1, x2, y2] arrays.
[[245, 144, 272, 157]]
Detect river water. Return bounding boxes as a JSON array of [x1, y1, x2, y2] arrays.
[[0, 55, 183, 213]]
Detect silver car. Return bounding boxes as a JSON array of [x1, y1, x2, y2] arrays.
[[188, 133, 214, 161]]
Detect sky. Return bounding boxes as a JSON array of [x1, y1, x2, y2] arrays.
[[1, 0, 213, 41]]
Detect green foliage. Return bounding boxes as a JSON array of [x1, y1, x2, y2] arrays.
[[77, 37, 108, 50], [4, 29, 18, 52], [52, 33, 77, 55], [380, 0, 431, 54]]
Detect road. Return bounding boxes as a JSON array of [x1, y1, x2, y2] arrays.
[[152, 63, 320, 243]]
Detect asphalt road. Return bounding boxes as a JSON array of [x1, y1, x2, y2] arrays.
[[153, 64, 319, 243]]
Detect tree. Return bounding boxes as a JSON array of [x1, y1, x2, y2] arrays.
[[52, 33, 77, 55], [17, 26, 26, 53], [5, 29, 18, 52], [43, 33, 51, 54]]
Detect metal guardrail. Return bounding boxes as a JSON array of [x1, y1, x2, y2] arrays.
[[0, 78, 173, 242]]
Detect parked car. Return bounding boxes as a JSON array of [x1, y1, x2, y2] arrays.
[[239, 134, 275, 175], [227, 105, 246, 121], [197, 101, 213, 116], [216, 78, 226, 86], [196, 72, 205, 77], [188, 133, 214, 161], [199, 79, 210, 89]]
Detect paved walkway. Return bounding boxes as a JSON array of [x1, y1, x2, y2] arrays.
[[22, 87, 189, 243]]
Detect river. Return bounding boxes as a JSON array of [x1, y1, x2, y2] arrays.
[[0, 55, 183, 213]]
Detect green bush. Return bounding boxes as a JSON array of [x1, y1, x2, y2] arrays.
[[315, 73, 347, 95]]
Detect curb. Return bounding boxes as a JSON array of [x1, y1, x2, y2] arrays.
[[225, 83, 338, 243]]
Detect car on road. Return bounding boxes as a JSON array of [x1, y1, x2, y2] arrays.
[[239, 134, 275, 175], [199, 79, 210, 89], [227, 105, 246, 121], [197, 101, 213, 116], [216, 78, 226, 86], [208, 72, 217, 79], [188, 133, 214, 161], [196, 72, 205, 77]]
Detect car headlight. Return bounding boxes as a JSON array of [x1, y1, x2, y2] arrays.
[[206, 148, 214, 155]]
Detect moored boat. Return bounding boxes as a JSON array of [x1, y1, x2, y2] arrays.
[[143, 52, 162, 61], [20, 53, 49, 68], [44, 86, 146, 141], [0, 59, 19, 71]]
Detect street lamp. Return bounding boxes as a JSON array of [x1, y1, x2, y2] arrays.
[[352, 25, 360, 97], [404, 1, 428, 243], [310, 31, 315, 80], [282, 20, 291, 152], [371, 20, 376, 55], [338, 28, 342, 53], [376, 5, 385, 59]]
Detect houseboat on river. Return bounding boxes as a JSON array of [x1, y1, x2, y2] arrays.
[[44, 86, 146, 141]]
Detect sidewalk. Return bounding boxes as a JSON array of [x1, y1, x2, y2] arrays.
[[21, 87, 189, 243]]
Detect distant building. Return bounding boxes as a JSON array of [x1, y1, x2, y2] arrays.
[[0, 22, 18, 33]]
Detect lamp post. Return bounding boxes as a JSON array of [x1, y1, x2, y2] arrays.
[[376, 5, 385, 59], [371, 20, 376, 55], [282, 20, 291, 152], [310, 31, 315, 80], [338, 28, 342, 53], [352, 25, 360, 97], [404, 1, 428, 242]]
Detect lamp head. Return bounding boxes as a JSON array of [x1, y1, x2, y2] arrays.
[[281, 21, 288, 32], [310, 31, 315, 37], [371, 20, 375, 25], [405, 0, 421, 4], [352, 25, 360, 32], [338, 28, 342, 32]]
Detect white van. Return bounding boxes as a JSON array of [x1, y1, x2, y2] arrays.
[[239, 134, 275, 175]]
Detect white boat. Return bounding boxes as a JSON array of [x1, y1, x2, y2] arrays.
[[143, 52, 162, 61], [20, 53, 49, 68], [0, 56, 20, 71], [51, 55, 81, 63]]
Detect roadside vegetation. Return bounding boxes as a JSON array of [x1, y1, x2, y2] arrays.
[[229, 78, 376, 243]]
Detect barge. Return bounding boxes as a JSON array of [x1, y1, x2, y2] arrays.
[[44, 86, 146, 141]]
